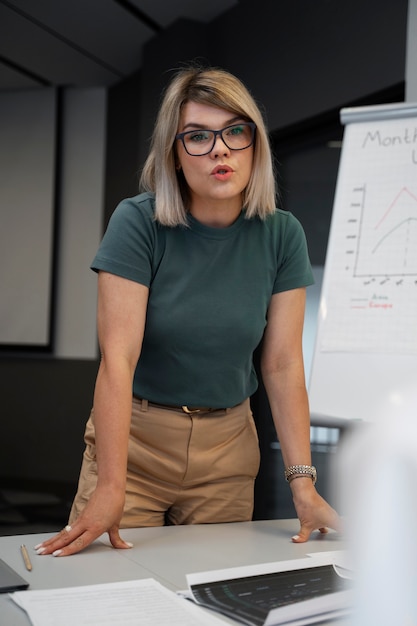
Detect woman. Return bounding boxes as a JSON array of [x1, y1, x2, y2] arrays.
[[36, 65, 340, 557]]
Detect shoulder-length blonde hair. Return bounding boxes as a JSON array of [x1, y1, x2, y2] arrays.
[[140, 65, 277, 227]]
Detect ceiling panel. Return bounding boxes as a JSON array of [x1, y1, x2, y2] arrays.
[[0, 0, 239, 92], [3, 0, 155, 73], [129, 0, 238, 27], [0, 5, 121, 86], [0, 56, 41, 90]]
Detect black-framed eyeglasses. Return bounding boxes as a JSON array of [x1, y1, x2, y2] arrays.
[[175, 122, 256, 156]]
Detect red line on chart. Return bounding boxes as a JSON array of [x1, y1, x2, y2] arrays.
[[375, 187, 417, 230]]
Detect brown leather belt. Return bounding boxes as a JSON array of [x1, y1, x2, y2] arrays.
[[138, 398, 228, 415]]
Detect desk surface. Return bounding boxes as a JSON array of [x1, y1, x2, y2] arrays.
[[0, 519, 346, 625]]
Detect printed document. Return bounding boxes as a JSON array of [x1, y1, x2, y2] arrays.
[[10, 578, 227, 626]]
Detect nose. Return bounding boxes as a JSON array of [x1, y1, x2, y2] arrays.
[[210, 133, 230, 158]]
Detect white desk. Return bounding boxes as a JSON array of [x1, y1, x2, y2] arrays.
[[0, 519, 347, 625]]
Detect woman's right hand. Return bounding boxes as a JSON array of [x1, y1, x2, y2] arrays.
[[36, 274, 150, 558], [34, 485, 132, 557]]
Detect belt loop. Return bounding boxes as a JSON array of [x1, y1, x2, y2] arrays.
[[141, 398, 149, 412]]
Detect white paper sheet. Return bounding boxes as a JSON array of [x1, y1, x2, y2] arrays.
[[10, 578, 227, 626]]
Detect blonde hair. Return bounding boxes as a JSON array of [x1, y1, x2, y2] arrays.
[[140, 65, 277, 226]]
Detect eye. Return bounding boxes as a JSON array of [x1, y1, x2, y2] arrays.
[[227, 124, 245, 136], [188, 130, 211, 143]]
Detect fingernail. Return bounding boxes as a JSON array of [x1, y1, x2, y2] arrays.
[[126, 542, 133, 548], [292, 535, 300, 541], [52, 549, 62, 557], [36, 547, 46, 554], [34, 543, 43, 550]]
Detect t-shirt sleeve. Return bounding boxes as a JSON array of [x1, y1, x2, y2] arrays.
[[272, 211, 314, 294], [91, 196, 156, 287]]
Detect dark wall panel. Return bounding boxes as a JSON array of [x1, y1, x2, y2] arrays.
[[0, 358, 98, 486]]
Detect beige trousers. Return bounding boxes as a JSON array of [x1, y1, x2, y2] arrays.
[[69, 397, 260, 527]]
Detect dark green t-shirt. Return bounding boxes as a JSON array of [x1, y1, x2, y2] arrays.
[[91, 192, 314, 407]]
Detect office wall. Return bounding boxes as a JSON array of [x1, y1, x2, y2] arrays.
[[0, 0, 410, 491], [213, 0, 408, 131], [138, 0, 408, 163], [54, 88, 106, 359], [104, 69, 143, 225], [0, 89, 57, 348], [0, 88, 106, 488], [0, 358, 97, 485]]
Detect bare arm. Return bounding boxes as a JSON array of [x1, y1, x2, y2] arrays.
[[94, 271, 148, 495], [37, 271, 149, 556], [261, 289, 341, 542]]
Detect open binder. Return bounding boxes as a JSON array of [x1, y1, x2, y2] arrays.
[[185, 555, 353, 626]]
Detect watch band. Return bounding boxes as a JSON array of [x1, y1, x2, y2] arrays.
[[284, 465, 317, 485]]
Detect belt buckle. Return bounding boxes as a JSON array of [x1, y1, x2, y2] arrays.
[[181, 405, 203, 415]]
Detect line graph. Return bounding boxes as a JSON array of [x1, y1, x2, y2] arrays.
[[374, 187, 417, 229], [351, 185, 417, 278]]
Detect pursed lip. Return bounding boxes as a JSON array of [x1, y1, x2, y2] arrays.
[[211, 164, 233, 175]]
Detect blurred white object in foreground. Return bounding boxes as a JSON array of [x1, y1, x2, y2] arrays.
[[335, 387, 417, 626]]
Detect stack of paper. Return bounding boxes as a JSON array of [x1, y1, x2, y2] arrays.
[[10, 553, 353, 626]]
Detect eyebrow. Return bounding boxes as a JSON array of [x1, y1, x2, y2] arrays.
[[181, 115, 244, 132]]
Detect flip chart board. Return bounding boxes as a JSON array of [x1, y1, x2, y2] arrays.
[[308, 102, 417, 424]]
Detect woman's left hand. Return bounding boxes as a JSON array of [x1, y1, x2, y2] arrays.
[[289, 478, 342, 543]]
